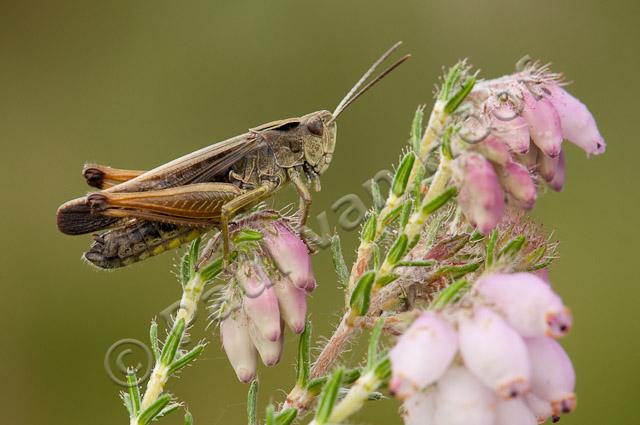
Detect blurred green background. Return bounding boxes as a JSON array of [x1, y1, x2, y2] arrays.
[[1, 1, 638, 424]]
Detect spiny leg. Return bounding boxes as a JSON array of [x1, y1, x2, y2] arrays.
[[86, 182, 243, 227], [288, 167, 312, 228], [219, 181, 277, 264], [82, 164, 146, 189], [288, 167, 317, 252]]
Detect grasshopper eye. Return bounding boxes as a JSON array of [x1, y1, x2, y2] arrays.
[[306, 118, 324, 136]]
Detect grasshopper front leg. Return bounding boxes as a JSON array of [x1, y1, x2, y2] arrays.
[[219, 181, 277, 264], [287, 167, 312, 228], [82, 164, 146, 189]]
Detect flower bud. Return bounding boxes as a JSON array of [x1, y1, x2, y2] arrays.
[[497, 160, 537, 210], [525, 393, 553, 423], [459, 306, 530, 398], [433, 365, 496, 425], [521, 90, 563, 158], [475, 273, 572, 338], [548, 150, 566, 192], [273, 279, 308, 334], [220, 309, 257, 383], [389, 312, 458, 399], [402, 388, 436, 425], [236, 261, 281, 342], [248, 319, 283, 367], [496, 398, 537, 425], [476, 136, 512, 166], [492, 116, 531, 154], [526, 337, 576, 415], [546, 84, 606, 155], [453, 153, 505, 234], [538, 151, 560, 183], [515, 145, 540, 171], [262, 221, 316, 291]]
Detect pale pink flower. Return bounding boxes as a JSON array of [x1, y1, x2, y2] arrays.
[[491, 115, 531, 154], [402, 388, 436, 425], [458, 306, 530, 399], [273, 279, 308, 334], [452, 153, 505, 234], [475, 273, 572, 338], [548, 150, 566, 192], [389, 312, 458, 399], [262, 221, 316, 291], [433, 365, 496, 425], [220, 309, 257, 383], [496, 398, 537, 425], [236, 260, 282, 342], [546, 84, 606, 155], [497, 160, 537, 210], [248, 320, 283, 367], [525, 393, 554, 423], [526, 337, 577, 416], [521, 89, 563, 158]]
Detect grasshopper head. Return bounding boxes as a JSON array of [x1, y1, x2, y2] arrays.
[[300, 110, 336, 175]]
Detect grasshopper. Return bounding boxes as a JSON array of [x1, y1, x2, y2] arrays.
[[57, 43, 410, 269]]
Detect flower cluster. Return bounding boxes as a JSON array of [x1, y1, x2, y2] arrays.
[[390, 272, 576, 425], [218, 219, 316, 383], [451, 65, 606, 234]]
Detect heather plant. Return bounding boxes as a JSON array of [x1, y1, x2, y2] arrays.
[[116, 57, 605, 425]]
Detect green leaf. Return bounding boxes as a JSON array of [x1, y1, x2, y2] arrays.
[[399, 199, 413, 229], [126, 369, 141, 417], [444, 75, 476, 114], [391, 151, 416, 197], [375, 273, 399, 287], [499, 235, 526, 259], [485, 229, 498, 268], [420, 186, 457, 216], [168, 344, 205, 375], [396, 259, 436, 267], [372, 243, 381, 269], [411, 105, 425, 153], [385, 233, 409, 266], [121, 392, 133, 417], [296, 321, 312, 388], [331, 234, 350, 290], [200, 252, 236, 282], [233, 229, 264, 244], [381, 204, 403, 227], [155, 403, 181, 420], [306, 369, 361, 395], [372, 355, 391, 381], [150, 321, 160, 363], [360, 213, 377, 243], [435, 260, 481, 279], [349, 271, 376, 316], [160, 318, 186, 366], [370, 180, 384, 212], [367, 318, 385, 370], [315, 369, 343, 425], [440, 125, 455, 160], [138, 394, 172, 425], [439, 62, 464, 101], [275, 408, 297, 425], [180, 251, 190, 287], [184, 411, 194, 425], [247, 379, 259, 425], [188, 237, 202, 277], [430, 278, 470, 310], [265, 404, 276, 425]]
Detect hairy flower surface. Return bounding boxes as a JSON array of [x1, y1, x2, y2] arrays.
[[216, 217, 315, 382], [450, 66, 605, 234], [393, 272, 577, 424]]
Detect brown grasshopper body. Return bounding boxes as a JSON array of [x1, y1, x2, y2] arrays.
[[56, 44, 409, 269]]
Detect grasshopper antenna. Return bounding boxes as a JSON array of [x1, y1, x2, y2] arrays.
[[330, 41, 411, 122]]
